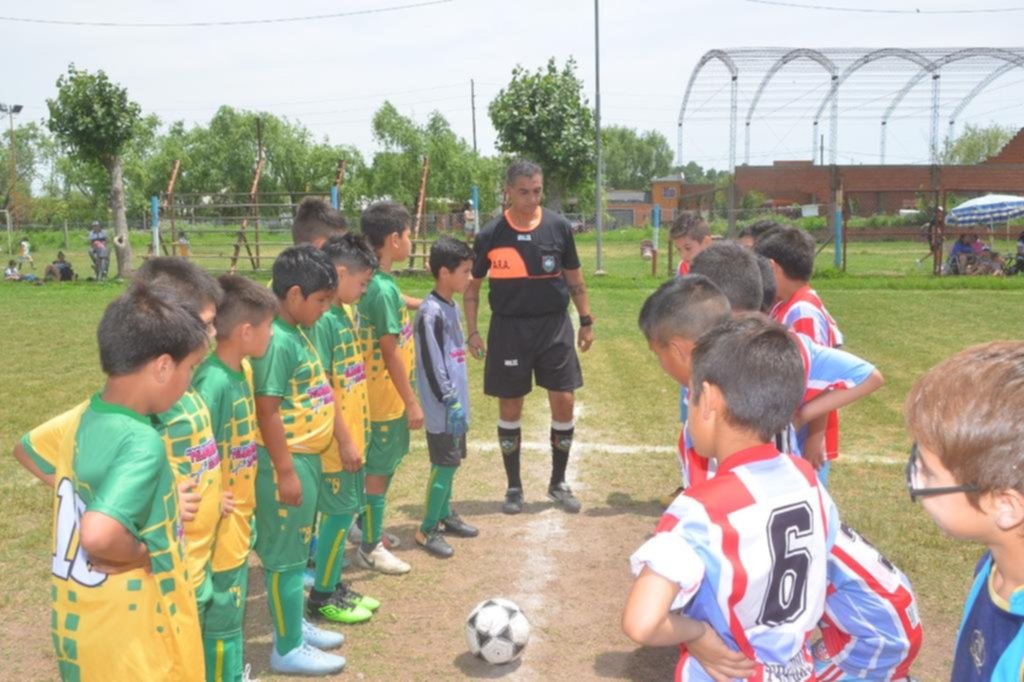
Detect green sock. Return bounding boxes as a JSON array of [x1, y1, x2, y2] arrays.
[[314, 512, 353, 592], [266, 567, 305, 655], [421, 465, 456, 533], [441, 477, 454, 519], [203, 633, 243, 682], [362, 493, 387, 549]]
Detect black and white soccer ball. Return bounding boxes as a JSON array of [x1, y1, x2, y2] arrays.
[[465, 598, 530, 665]]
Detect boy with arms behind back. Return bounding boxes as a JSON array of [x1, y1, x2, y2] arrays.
[[306, 233, 382, 626], [30, 284, 209, 681], [192, 274, 277, 682], [905, 342, 1024, 681], [355, 201, 424, 575], [252, 246, 346, 676], [414, 236, 479, 559], [624, 312, 838, 681]]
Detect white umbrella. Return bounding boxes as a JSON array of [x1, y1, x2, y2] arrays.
[[948, 194, 1024, 226]]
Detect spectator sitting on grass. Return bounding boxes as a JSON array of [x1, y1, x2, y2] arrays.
[[5, 259, 20, 280], [43, 252, 75, 282]]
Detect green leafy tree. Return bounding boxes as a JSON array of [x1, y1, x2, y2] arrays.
[[489, 58, 595, 211], [601, 126, 673, 190], [0, 122, 52, 223], [941, 123, 1016, 165], [47, 65, 142, 276]]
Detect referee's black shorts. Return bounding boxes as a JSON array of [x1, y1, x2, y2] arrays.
[[483, 312, 583, 399]]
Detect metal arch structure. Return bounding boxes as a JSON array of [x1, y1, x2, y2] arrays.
[[742, 49, 838, 166], [677, 50, 740, 174], [879, 48, 1024, 163], [947, 58, 1024, 148], [809, 48, 934, 166], [678, 46, 1024, 173]]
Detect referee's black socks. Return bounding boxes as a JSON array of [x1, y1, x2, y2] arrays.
[[497, 420, 522, 490], [550, 420, 575, 488]]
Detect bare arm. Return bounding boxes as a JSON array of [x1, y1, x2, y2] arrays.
[[796, 370, 885, 427], [463, 278, 485, 359], [80, 511, 150, 572], [564, 268, 594, 352], [332, 399, 363, 472], [12, 442, 55, 487], [255, 396, 302, 506], [402, 293, 422, 311], [379, 334, 424, 429]]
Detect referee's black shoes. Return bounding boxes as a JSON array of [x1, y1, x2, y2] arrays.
[[502, 487, 524, 514], [548, 483, 582, 514]]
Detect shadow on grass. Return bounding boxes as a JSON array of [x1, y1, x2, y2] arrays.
[[397, 498, 552, 518], [453, 651, 523, 678], [583, 491, 663, 519], [592, 646, 676, 680]]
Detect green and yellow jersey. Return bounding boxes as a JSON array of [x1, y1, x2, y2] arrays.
[[312, 304, 370, 473], [251, 316, 335, 454], [357, 270, 416, 423], [192, 354, 259, 573], [20, 400, 89, 474], [156, 388, 223, 593], [48, 394, 203, 681]]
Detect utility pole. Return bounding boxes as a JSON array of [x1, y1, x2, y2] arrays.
[[470, 79, 478, 154], [1, 104, 22, 227], [593, 0, 605, 275]]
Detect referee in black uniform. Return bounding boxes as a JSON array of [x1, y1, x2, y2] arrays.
[[463, 160, 594, 514]]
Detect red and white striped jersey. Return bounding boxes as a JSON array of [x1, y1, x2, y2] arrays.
[[770, 285, 842, 349], [633, 444, 839, 681]]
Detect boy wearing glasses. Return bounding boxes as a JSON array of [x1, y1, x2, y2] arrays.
[[905, 341, 1024, 681]]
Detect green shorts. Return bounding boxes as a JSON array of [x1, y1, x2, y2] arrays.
[[202, 564, 250, 638], [318, 468, 366, 515], [196, 571, 214, 630], [253, 448, 321, 572], [365, 416, 410, 476]]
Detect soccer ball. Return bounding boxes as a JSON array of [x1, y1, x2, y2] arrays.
[[465, 598, 530, 665]]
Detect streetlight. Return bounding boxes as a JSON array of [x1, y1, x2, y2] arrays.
[[0, 103, 23, 228]]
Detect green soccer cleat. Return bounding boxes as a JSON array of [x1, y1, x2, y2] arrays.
[[335, 582, 381, 612], [306, 591, 373, 625]]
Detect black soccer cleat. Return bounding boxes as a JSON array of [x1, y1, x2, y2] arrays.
[[502, 487, 524, 515], [415, 527, 455, 559], [548, 482, 582, 513], [439, 511, 479, 538]]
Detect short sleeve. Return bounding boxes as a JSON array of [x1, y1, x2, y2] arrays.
[[88, 428, 167, 536], [21, 403, 87, 475], [560, 219, 581, 270], [471, 224, 494, 278], [360, 281, 403, 339], [630, 528, 706, 612], [807, 342, 875, 390], [251, 334, 297, 398], [310, 316, 335, 377]]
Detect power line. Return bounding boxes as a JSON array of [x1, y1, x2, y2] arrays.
[[0, 0, 452, 28], [743, 0, 1024, 13]]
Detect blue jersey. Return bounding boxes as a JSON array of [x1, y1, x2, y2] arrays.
[[633, 445, 839, 681], [952, 552, 1024, 682]]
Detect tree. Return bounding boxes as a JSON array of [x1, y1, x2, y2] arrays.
[[489, 58, 594, 211], [47, 65, 142, 277], [601, 126, 673, 190], [674, 161, 722, 184], [941, 123, 1016, 165]]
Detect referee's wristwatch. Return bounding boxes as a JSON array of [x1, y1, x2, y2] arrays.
[[578, 314, 594, 327]]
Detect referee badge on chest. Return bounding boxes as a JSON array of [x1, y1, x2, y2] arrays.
[[542, 255, 556, 273]]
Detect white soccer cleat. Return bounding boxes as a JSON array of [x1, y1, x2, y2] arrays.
[[270, 642, 345, 676], [356, 543, 411, 575], [300, 618, 345, 650]]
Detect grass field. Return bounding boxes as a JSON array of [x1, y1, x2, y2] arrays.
[[2, 229, 1023, 680]]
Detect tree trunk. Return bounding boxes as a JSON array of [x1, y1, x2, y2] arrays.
[[546, 176, 564, 213], [105, 156, 133, 278]]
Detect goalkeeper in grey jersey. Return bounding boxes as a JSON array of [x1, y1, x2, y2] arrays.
[[414, 237, 480, 558]]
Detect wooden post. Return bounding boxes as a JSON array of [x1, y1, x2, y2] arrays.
[[229, 157, 263, 273], [63, 219, 68, 249], [165, 160, 180, 256], [254, 119, 262, 269], [409, 155, 430, 270]]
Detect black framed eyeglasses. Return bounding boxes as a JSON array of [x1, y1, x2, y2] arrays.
[[905, 443, 981, 503]]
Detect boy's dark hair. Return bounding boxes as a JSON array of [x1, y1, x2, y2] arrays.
[[98, 282, 209, 377], [739, 219, 786, 243], [690, 242, 763, 313], [905, 341, 1024, 504], [321, 233, 378, 273], [691, 314, 805, 442], [755, 226, 817, 282], [429, 236, 474, 278], [213, 275, 279, 340], [133, 257, 224, 312], [638, 275, 731, 345], [506, 159, 543, 185], [293, 197, 347, 245], [360, 201, 411, 251], [270, 245, 338, 299], [669, 211, 710, 242], [755, 254, 777, 313]]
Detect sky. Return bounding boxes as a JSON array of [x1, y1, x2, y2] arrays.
[[2, 0, 1022, 176]]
